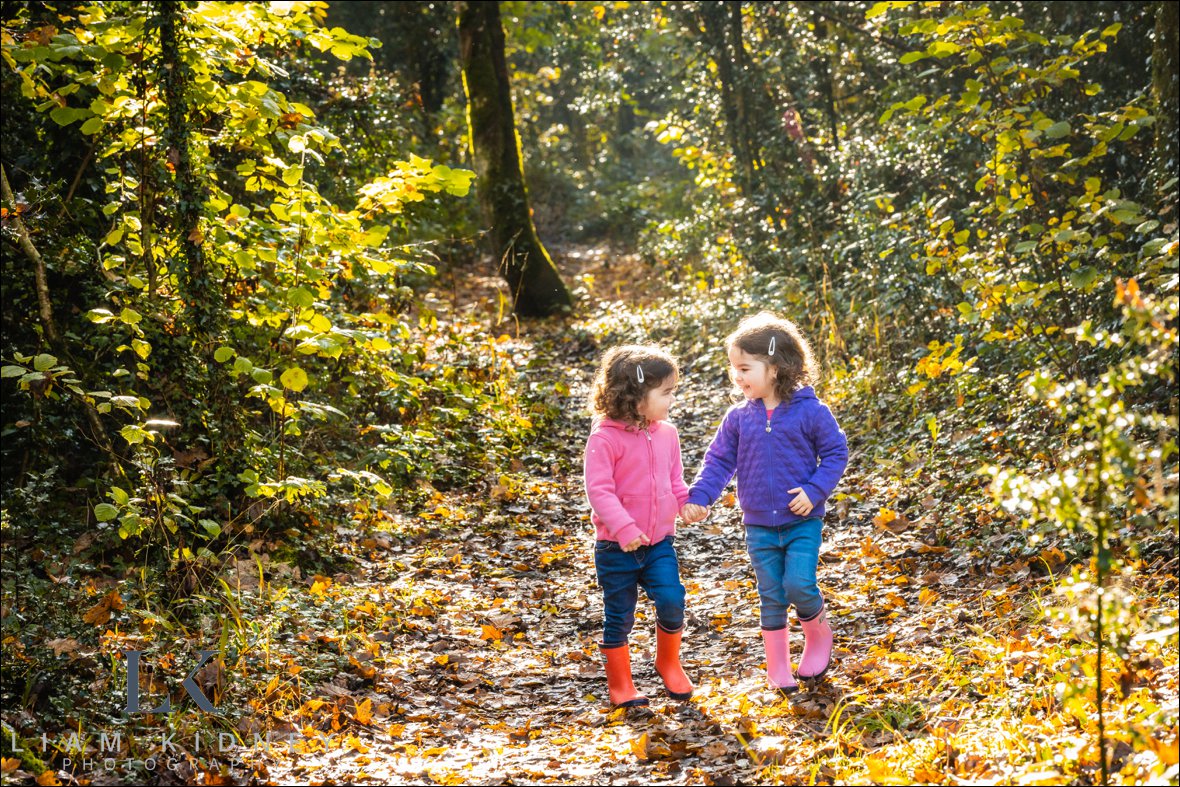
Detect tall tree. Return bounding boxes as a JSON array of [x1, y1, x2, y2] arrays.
[[697, 1, 757, 197], [1152, 0, 1178, 199], [456, 0, 573, 317]]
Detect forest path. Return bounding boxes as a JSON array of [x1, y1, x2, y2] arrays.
[[250, 245, 969, 785]]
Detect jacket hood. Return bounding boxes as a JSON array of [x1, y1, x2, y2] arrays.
[[788, 386, 817, 404]]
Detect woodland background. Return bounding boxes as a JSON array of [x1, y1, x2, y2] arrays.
[[0, 1, 1177, 785]]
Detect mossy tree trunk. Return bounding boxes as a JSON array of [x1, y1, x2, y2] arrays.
[[1152, 0, 1178, 200], [457, 0, 573, 317], [158, 1, 240, 463]]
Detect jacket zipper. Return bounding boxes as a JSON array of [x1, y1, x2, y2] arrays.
[[644, 427, 655, 531], [764, 404, 777, 516]]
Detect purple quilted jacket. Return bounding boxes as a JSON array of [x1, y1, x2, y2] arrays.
[[686, 387, 848, 526]]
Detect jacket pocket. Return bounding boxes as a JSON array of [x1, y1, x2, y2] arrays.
[[620, 494, 652, 523], [656, 491, 678, 526]]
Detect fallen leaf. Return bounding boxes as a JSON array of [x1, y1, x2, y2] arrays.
[[82, 590, 123, 626], [46, 638, 81, 657]]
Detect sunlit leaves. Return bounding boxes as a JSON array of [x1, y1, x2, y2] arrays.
[[279, 366, 309, 392]]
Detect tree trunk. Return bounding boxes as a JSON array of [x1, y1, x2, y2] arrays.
[[158, 1, 239, 458], [159, 1, 214, 328], [1152, 0, 1178, 200], [2, 164, 116, 460], [456, 0, 573, 317], [698, 1, 756, 196]]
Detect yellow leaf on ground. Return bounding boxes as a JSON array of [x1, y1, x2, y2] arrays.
[[36, 772, 61, 786], [481, 624, 503, 641], [913, 766, 944, 783], [1, 758, 20, 773], [630, 732, 648, 760], [1149, 735, 1180, 765], [343, 735, 370, 754], [355, 698, 372, 725], [861, 536, 886, 558]]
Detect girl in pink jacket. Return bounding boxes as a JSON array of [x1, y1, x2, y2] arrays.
[[584, 345, 694, 707]]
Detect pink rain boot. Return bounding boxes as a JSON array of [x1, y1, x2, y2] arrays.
[[797, 605, 833, 679], [761, 627, 798, 694]]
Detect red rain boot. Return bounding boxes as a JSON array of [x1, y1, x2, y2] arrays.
[[797, 606, 833, 679], [601, 644, 649, 708], [655, 627, 694, 701], [761, 627, 798, 694]]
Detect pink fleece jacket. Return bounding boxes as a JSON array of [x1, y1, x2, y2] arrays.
[[584, 418, 691, 546]]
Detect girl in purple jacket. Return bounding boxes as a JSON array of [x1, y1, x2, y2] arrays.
[[682, 313, 848, 693], [584, 345, 694, 707]]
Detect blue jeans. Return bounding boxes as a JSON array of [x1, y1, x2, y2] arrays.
[[594, 536, 686, 647], [744, 518, 824, 629]]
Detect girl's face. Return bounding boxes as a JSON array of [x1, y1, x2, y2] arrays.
[[728, 346, 777, 401], [637, 372, 678, 424]]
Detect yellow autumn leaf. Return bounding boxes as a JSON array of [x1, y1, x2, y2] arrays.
[[481, 624, 503, 641], [434, 654, 449, 666], [1, 758, 20, 773], [1149, 735, 1180, 765], [36, 771, 62, 786], [865, 755, 893, 781], [355, 698, 372, 726], [630, 732, 648, 760], [343, 734, 370, 754], [918, 587, 940, 606]]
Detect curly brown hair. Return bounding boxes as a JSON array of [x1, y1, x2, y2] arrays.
[[726, 312, 818, 402], [588, 345, 679, 429]]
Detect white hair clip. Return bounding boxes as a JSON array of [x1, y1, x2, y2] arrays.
[[768, 336, 777, 356], [636, 364, 645, 383]]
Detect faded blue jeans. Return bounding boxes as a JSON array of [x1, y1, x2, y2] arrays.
[[744, 518, 824, 629], [594, 536, 686, 647]]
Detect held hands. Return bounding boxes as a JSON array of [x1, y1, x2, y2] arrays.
[[680, 503, 710, 524], [787, 487, 814, 516], [621, 533, 651, 552]]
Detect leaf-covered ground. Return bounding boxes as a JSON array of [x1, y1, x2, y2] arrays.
[[3, 248, 1176, 786], [244, 251, 1178, 786]]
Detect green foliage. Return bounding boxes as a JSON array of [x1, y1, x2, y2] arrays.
[[0, 2, 539, 570]]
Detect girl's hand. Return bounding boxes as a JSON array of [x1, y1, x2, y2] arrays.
[[787, 487, 814, 516], [680, 503, 709, 523], [621, 533, 651, 552]]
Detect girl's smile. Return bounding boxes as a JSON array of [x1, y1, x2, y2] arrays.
[[728, 346, 777, 404]]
